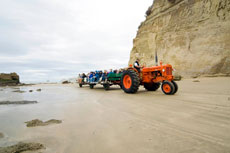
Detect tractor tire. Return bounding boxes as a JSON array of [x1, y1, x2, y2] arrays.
[[90, 84, 94, 89], [103, 84, 110, 90], [161, 81, 175, 95], [144, 83, 160, 91], [171, 80, 178, 94], [79, 83, 82, 88], [121, 69, 140, 93]]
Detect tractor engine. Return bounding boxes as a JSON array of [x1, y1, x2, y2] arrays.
[[142, 63, 174, 84]]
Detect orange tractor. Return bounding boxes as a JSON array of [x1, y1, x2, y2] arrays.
[[121, 61, 178, 95]]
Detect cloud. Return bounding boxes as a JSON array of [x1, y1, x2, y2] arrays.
[[0, 0, 152, 82]]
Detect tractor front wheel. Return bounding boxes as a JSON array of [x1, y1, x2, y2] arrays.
[[144, 83, 160, 91], [161, 81, 175, 95], [121, 70, 140, 93]]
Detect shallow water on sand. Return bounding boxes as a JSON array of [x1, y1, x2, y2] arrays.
[[0, 84, 81, 146]]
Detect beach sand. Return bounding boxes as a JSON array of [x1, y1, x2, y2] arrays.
[[0, 77, 230, 153]]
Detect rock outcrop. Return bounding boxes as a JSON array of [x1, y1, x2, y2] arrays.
[[129, 0, 230, 77], [0, 142, 45, 153], [25, 119, 62, 127], [0, 73, 20, 86]]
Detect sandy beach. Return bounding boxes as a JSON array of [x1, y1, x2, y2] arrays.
[[0, 77, 230, 153]]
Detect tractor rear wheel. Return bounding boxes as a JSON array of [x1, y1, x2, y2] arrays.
[[161, 81, 175, 95], [144, 83, 160, 91], [171, 80, 178, 94], [121, 69, 140, 93]]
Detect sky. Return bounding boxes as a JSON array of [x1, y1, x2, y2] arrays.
[[0, 0, 153, 83]]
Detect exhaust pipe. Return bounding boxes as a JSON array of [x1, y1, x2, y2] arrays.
[[155, 50, 158, 66]]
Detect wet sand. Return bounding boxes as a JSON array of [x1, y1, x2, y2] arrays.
[[0, 77, 230, 153]]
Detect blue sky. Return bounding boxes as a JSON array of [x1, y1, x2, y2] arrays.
[[0, 0, 153, 83]]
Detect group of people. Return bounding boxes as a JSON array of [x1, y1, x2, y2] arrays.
[[79, 69, 124, 84], [78, 58, 142, 84]]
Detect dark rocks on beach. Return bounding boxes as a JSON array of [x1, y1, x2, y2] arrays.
[[29, 90, 33, 92], [62, 80, 70, 84], [193, 80, 200, 82], [25, 119, 62, 127], [0, 142, 45, 153], [173, 75, 182, 81], [0, 101, 38, 105], [12, 90, 26, 93], [36, 89, 42, 92]]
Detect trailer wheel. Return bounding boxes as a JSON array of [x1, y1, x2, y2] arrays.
[[90, 84, 94, 89], [161, 81, 175, 95], [103, 84, 110, 90], [121, 69, 140, 93], [171, 80, 178, 94], [144, 83, 160, 91]]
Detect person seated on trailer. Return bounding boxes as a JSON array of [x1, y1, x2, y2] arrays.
[[92, 71, 97, 83], [134, 58, 141, 73], [101, 70, 108, 82], [107, 69, 114, 78], [89, 72, 94, 83], [98, 71, 103, 82], [99, 71, 103, 78], [86, 73, 90, 83], [109, 69, 113, 74], [119, 68, 124, 73], [113, 69, 118, 73], [95, 71, 100, 82], [99, 71, 103, 80], [81, 73, 87, 83], [78, 74, 82, 83]]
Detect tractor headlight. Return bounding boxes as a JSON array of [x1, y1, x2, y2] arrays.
[[162, 69, 165, 72]]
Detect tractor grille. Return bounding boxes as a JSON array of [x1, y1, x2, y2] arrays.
[[166, 67, 172, 75]]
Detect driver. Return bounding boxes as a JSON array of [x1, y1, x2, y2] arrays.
[[134, 58, 141, 72]]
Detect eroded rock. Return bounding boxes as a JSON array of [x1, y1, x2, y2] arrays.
[[12, 90, 26, 93], [173, 75, 182, 81], [0, 142, 45, 153], [62, 80, 70, 84], [25, 119, 62, 127], [0, 73, 20, 86], [129, 0, 230, 77]]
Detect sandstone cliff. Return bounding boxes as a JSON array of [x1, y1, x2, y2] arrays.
[[129, 0, 230, 77], [0, 73, 20, 86]]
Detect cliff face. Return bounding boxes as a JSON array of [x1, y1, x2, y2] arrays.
[[0, 73, 20, 86], [129, 0, 230, 77]]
